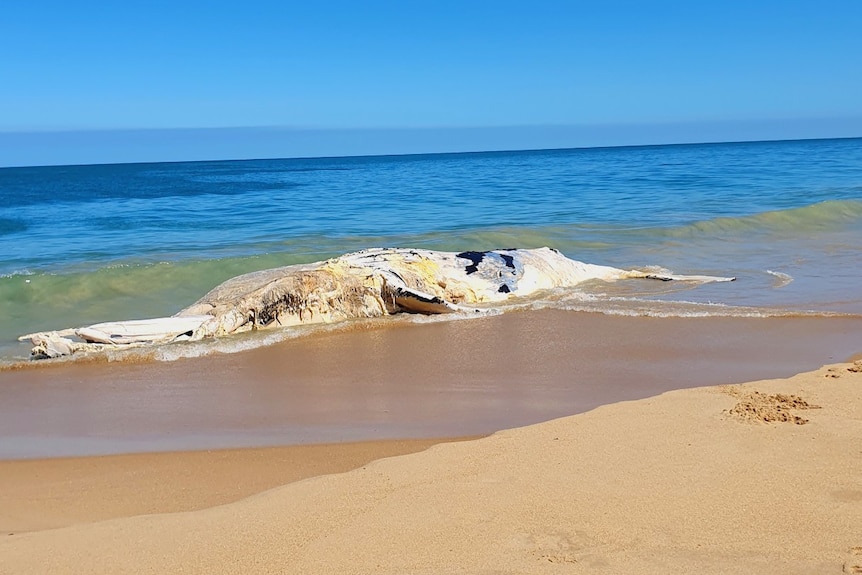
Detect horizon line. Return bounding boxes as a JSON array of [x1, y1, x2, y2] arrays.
[[1, 135, 859, 171], [2, 122, 861, 169]]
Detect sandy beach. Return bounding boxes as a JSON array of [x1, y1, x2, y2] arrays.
[[0, 438, 471, 535], [0, 357, 860, 574], [1, 310, 861, 573]]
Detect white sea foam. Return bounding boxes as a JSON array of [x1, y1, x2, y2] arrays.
[[766, 270, 794, 288], [137, 290, 858, 363], [0, 269, 35, 278], [6, 285, 859, 368]]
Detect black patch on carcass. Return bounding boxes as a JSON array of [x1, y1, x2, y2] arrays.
[[499, 253, 515, 271], [456, 251, 486, 275]]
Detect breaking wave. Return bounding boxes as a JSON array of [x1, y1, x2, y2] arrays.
[[656, 200, 862, 238]]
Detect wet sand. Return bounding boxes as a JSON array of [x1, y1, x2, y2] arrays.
[[1, 309, 861, 573], [2, 358, 861, 573], [0, 438, 473, 534], [1, 310, 861, 458]]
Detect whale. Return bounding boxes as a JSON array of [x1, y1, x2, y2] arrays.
[[18, 247, 735, 359]]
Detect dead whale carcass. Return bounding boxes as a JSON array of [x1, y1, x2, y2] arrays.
[[18, 247, 735, 359]]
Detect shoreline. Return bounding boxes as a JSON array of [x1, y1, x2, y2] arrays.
[[3, 307, 862, 572], [2, 309, 861, 459], [0, 437, 479, 534], [2, 359, 860, 573]]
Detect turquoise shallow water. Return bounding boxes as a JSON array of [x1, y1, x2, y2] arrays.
[[2, 137, 861, 361]]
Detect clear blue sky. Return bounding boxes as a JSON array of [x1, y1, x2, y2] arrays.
[[2, 0, 861, 166]]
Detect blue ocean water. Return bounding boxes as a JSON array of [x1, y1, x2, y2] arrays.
[[2, 137, 862, 361]]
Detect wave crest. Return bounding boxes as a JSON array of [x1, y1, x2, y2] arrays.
[[664, 200, 862, 237]]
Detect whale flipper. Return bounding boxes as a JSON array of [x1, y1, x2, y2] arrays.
[[391, 286, 462, 314]]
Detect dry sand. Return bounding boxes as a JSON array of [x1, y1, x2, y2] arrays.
[[2, 360, 861, 574], [0, 438, 468, 534]]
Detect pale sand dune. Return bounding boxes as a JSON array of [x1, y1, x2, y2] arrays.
[[2, 361, 861, 574]]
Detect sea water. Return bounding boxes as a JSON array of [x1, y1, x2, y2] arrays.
[[2, 137, 861, 363]]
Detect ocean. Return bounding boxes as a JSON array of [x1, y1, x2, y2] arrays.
[[2, 137, 862, 364]]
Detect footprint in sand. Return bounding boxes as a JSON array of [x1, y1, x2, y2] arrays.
[[511, 529, 608, 567], [844, 546, 862, 574]]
